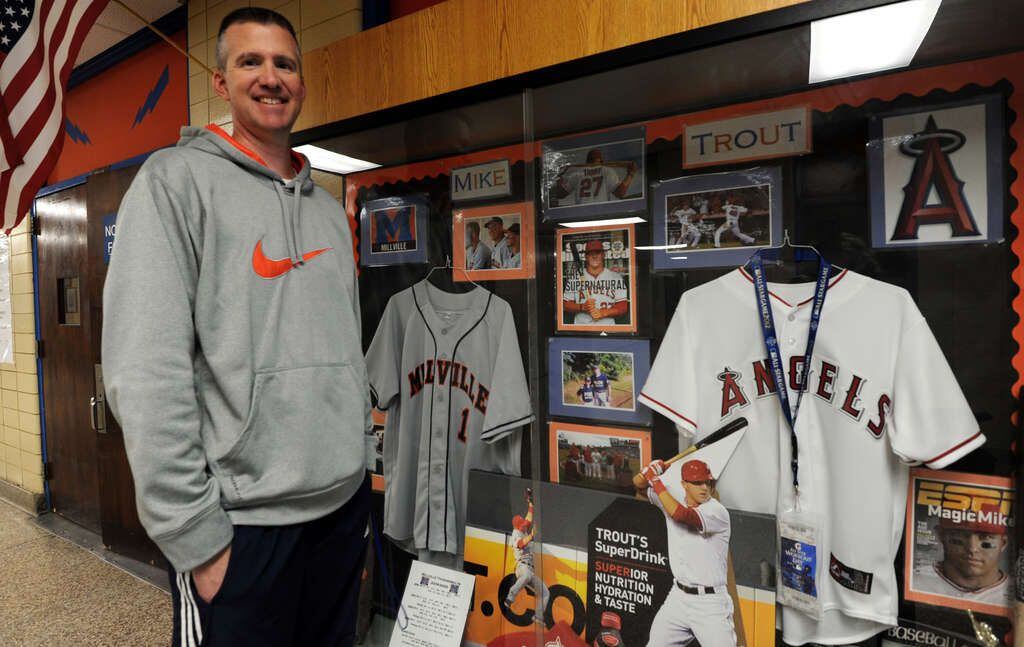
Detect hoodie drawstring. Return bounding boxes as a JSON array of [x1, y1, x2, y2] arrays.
[[291, 183, 303, 264], [273, 180, 303, 265]]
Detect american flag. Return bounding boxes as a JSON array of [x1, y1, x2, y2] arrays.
[[0, 0, 108, 231]]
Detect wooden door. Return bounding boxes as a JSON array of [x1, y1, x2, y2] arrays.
[[36, 183, 100, 533], [87, 164, 163, 565]]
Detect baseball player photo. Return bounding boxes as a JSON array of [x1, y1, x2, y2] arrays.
[[557, 225, 637, 333], [638, 459, 736, 647], [906, 470, 1014, 615], [548, 147, 640, 208], [452, 203, 536, 281], [661, 183, 770, 252], [541, 126, 647, 221], [561, 350, 636, 412], [551, 423, 650, 495], [504, 489, 550, 623]]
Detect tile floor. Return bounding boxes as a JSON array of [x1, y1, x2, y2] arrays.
[[0, 498, 171, 645]]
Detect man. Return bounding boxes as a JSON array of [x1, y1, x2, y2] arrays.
[[563, 240, 629, 326], [464, 220, 492, 270], [505, 493, 550, 623], [501, 223, 522, 268], [576, 376, 595, 406], [102, 8, 371, 646], [639, 460, 735, 647], [670, 202, 702, 248], [552, 148, 638, 206], [915, 506, 1011, 605], [486, 217, 512, 268], [713, 196, 756, 248], [591, 365, 611, 407]]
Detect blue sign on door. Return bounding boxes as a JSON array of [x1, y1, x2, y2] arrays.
[[102, 213, 116, 264]]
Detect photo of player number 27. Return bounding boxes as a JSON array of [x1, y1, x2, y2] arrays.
[[541, 125, 646, 221], [556, 224, 638, 333]]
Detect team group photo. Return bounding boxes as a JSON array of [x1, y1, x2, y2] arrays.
[[551, 424, 650, 495]]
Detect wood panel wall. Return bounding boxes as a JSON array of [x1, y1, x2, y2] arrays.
[[296, 0, 810, 130]]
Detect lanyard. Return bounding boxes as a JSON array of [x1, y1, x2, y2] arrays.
[[748, 254, 831, 494]]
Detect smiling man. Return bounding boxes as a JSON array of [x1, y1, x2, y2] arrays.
[[102, 8, 372, 646]]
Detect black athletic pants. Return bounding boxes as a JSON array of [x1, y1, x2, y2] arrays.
[[169, 477, 371, 646]]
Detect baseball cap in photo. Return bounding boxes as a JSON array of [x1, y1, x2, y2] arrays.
[[585, 240, 604, 253], [485, 217, 504, 227], [507, 223, 520, 234]]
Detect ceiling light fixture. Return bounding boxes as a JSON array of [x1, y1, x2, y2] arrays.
[[294, 144, 380, 174], [808, 0, 940, 85]]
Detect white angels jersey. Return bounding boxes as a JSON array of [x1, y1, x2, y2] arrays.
[[559, 165, 622, 205], [562, 267, 628, 325], [366, 282, 534, 555], [639, 268, 983, 645], [722, 203, 747, 224], [511, 528, 534, 567], [649, 489, 730, 588]]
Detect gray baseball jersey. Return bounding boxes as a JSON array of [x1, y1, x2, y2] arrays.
[[366, 281, 533, 555]]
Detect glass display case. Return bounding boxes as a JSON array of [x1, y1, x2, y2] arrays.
[[302, 2, 1023, 644]]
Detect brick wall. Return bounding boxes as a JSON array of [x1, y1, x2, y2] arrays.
[[0, 217, 43, 508]]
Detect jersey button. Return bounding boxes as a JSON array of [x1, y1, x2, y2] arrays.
[[437, 394, 444, 402], [788, 337, 797, 346], [787, 313, 796, 321], [441, 328, 449, 335]]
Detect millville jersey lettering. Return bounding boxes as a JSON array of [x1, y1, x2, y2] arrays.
[[366, 282, 534, 555], [639, 268, 984, 645]]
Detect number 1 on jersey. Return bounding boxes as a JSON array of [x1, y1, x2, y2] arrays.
[[458, 407, 470, 442]]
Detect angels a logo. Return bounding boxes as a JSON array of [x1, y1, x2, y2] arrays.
[[718, 367, 749, 417], [891, 115, 980, 241]]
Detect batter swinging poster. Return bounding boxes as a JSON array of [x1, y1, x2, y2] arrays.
[[556, 224, 637, 333]]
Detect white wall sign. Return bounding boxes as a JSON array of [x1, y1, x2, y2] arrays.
[[451, 159, 512, 201], [683, 107, 812, 168]]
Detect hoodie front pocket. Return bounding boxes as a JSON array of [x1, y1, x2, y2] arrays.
[[217, 364, 366, 506]]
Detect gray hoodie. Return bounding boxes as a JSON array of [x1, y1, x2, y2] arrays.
[[102, 126, 370, 572]]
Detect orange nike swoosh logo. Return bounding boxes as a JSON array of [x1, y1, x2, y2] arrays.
[[252, 239, 332, 279]]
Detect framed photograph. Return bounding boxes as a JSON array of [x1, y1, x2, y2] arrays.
[[650, 167, 782, 270], [541, 125, 646, 221], [904, 468, 1013, 617], [556, 224, 637, 333], [370, 409, 385, 492], [452, 202, 536, 281], [548, 337, 651, 425], [548, 422, 651, 495], [359, 195, 429, 267], [868, 95, 1004, 249]]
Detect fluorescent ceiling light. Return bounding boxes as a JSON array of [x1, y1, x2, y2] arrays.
[[560, 216, 646, 228], [294, 144, 380, 174], [808, 0, 940, 84], [635, 244, 691, 251]]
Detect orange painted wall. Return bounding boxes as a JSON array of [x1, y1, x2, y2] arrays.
[[49, 30, 188, 184]]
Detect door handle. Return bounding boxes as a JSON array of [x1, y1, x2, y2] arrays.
[[90, 396, 106, 433]]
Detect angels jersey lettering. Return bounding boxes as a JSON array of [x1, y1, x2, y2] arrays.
[[639, 269, 983, 645], [366, 282, 534, 555]]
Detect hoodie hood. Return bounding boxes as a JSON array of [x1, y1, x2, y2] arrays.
[[178, 125, 314, 265]]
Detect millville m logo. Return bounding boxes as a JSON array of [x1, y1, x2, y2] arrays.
[[891, 115, 979, 241]]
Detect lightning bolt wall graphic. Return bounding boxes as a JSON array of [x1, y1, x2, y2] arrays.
[[133, 65, 170, 128], [64, 118, 92, 145]]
